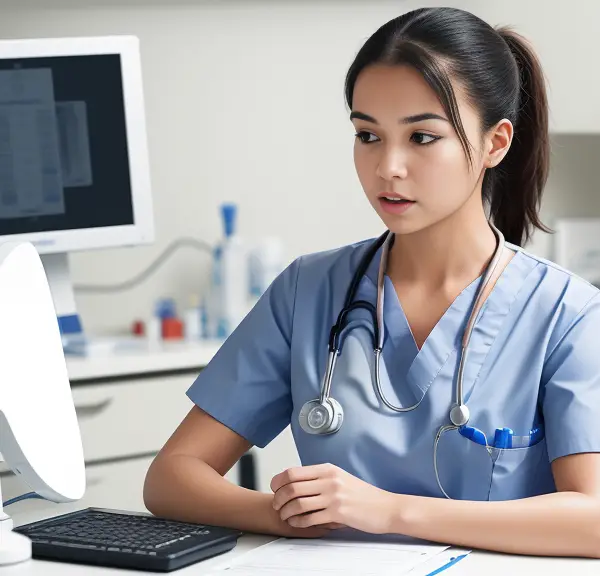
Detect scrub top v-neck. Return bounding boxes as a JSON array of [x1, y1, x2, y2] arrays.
[[187, 238, 600, 501]]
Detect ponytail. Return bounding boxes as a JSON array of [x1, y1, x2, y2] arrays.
[[488, 27, 551, 246]]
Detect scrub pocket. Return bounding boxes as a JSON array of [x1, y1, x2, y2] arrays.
[[488, 437, 555, 500], [435, 427, 494, 501]]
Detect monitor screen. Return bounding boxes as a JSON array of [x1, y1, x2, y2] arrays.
[[0, 54, 134, 236]]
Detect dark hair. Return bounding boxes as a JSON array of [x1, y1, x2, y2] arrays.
[[345, 7, 551, 246]]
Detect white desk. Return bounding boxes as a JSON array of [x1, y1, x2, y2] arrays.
[[5, 503, 600, 575]]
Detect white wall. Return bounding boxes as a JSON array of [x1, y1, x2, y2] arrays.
[[0, 0, 598, 333]]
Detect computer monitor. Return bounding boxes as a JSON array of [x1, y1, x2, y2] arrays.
[[0, 35, 154, 334]]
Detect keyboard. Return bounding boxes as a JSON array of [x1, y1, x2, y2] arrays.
[[14, 507, 242, 572]]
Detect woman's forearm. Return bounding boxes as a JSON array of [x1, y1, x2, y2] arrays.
[[143, 453, 285, 535], [390, 491, 600, 558]]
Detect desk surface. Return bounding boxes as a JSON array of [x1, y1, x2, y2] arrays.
[[5, 504, 600, 575], [65, 340, 221, 381]]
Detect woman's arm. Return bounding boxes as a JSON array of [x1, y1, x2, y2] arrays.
[[143, 405, 329, 538], [271, 454, 600, 557], [389, 452, 600, 557]]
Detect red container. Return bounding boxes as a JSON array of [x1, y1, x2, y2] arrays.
[[162, 317, 183, 339]]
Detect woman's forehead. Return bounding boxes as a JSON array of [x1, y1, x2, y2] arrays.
[[352, 65, 448, 118]]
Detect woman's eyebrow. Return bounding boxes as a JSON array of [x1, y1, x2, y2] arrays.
[[349, 111, 448, 124]]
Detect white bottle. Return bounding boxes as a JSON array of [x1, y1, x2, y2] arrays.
[[207, 245, 223, 339], [249, 237, 285, 299], [184, 294, 203, 340], [216, 203, 248, 338]]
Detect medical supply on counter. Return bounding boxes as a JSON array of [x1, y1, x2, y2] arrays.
[[209, 203, 249, 338], [554, 218, 600, 286], [162, 316, 184, 339], [184, 294, 205, 340], [146, 315, 162, 343], [200, 296, 209, 337], [249, 236, 285, 299], [146, 297, 185, 341], [155, 297, 177, 320], [118, 205, 285, 342], [131, 320, 145, 336]]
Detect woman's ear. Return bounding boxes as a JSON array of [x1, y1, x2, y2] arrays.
[[484, 118, 513, 168]]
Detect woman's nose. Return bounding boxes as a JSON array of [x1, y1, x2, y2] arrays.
[[376, 146, 408, 181]]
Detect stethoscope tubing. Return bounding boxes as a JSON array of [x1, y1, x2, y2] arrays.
[[301, 222, 506, 498]]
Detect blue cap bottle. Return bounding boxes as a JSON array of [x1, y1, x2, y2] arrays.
[[221, 203, 237, 238]]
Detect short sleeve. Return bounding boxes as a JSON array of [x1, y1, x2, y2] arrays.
[[186, 257, 301, 448], [542, 293, 600, 462]]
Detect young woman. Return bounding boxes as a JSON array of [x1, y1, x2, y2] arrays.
[[144, 7, 600, 557]]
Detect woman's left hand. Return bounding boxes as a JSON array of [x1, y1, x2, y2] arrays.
[[270, 463, 393, 534]]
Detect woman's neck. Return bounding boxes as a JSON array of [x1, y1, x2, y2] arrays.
[[387, 198, 497, 291]]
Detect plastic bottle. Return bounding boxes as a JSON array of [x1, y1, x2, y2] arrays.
[[184, 294, 203, 340], [155, 297, 177, 320], [249, 237, 285, 299], [146, 315, 162, 346], [211, 203, 249, 338], [199, 296, 208, 338], [207, 245, 223, 339]]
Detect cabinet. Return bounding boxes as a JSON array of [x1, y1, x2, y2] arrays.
[[72, 374, 194, 462]]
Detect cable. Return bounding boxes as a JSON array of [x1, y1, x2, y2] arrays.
[[3, 491, 45, 507], [73, 237, 213, 294]]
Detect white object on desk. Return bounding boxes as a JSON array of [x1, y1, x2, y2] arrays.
[[0, 243, 86, 565], [554, 218, 600, 285], [205, 532, 469, 576]]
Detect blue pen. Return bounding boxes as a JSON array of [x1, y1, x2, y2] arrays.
[[458, 425, 487, 446], [493, 427, 513, 449], [426, 554, 469, 576]]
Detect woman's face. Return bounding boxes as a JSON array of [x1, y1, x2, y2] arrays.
[[351, 64, 488, 236]]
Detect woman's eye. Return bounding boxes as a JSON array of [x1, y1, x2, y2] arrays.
[[355, 131, 379, 144], [411, 132, 440, 145]]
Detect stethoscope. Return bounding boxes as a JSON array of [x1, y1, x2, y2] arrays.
[[298, 222, 505, 498]]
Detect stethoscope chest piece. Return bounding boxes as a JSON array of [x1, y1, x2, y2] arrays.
[[299, 397, 344, 435]]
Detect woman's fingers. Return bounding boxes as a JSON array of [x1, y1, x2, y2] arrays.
[[279, 495, 327, 521], [273, 479, 327, 511]]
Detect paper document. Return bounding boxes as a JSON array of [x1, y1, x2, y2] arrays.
[[208, 531, 470, 576]]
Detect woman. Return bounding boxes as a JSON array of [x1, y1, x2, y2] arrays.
[[144, 7, 600, 557]]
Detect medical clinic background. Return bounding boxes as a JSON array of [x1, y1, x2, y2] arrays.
[[3, 0, 600, 498]]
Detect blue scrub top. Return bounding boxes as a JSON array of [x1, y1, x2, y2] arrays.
[[186, 239, 600, 501]]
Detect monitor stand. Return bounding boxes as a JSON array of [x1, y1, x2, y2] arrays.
[[40, 252, 146, 356], [40, 252, 83, 336], [0, 512, 31, 565]]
